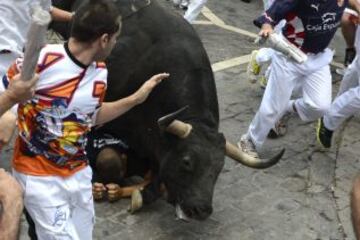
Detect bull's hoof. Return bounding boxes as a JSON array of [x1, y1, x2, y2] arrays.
[[128, 189, 143, 214]]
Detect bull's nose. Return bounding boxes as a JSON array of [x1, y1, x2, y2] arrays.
[[193, 205, 213, 220]]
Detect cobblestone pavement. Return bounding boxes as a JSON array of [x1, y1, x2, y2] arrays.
[[1, 0, 359, 239]]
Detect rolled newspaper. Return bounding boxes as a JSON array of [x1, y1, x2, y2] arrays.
[[255, 33, 308, 64], [20, 5, 51, 81]]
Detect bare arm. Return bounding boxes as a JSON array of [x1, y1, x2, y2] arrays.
[[0, 111, 17, 151], [94, 73, 169, 126], [0, 94, 16, 117], [50, 6, 74, 22], [0, 169, 24, 240]]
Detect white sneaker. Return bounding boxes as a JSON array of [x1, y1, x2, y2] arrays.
[[247, 50, 261, 84], [237, 135, 259, 158], [173, 0, 181, 7], [180, 0, 189, 9]]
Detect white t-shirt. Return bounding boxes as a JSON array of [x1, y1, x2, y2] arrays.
[[0, 0, 51, 55]]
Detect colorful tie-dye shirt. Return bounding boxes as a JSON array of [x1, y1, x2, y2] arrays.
[[3, 43, 107, 177]]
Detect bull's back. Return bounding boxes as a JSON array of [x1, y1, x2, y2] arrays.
[[103, 0, 219, 155]]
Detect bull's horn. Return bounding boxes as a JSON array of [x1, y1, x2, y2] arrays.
[[158, 106, 193, 138], [165, 120, 192, 138], [225, 141, 284, 169]]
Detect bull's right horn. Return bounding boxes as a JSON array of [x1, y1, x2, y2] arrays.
[[158, 106, 193, 138], [225, 141, 284, 169]]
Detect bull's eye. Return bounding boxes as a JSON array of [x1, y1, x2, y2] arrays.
[[182, 155, 193, 172]]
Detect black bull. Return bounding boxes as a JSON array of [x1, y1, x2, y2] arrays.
[[51, 0, 284, 220]]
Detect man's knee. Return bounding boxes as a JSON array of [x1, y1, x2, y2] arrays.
[[301, 100, 330, 120]]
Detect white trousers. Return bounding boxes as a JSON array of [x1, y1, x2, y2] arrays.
[[324, 56, 360, 130], [184, 0, 207, 23], [247, 49, 333, 147], [13, 166, 94, 240]]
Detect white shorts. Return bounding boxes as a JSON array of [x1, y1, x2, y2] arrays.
[[13, 166, 94, 240]]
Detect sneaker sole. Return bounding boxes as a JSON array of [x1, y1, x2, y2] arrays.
[[316, 118, 330, 149]]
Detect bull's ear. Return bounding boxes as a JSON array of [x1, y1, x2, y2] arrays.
[[157, 106, 189, 130]]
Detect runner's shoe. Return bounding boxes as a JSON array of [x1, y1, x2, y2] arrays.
[[316, 117, 333, 148], [247, 50, 261, 83], [344, 47, 356, 67], [173, 0, 181, 7], [180, 0, 189, 9], [238, 134, 259, 158]]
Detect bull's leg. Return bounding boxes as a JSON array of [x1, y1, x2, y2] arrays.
[[128, 175, 164, 214], [141, 177, 162, 204]]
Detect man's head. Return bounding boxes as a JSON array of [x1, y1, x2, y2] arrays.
[[70, 0, 121, 61], [96, 147, 127, 184]]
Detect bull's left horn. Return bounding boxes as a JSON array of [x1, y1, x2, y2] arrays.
[[225, 141, 284, 169], [164, 120, 192, 138], [158, 106, 193, 138]]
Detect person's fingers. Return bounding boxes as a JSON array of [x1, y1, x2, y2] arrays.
[[93, 192, 104, 200], [107, 188, 120, 194], [150, 73, 169, 84], [107, 191, 121, 202], [12, 74, 21, 82], [94, 182, 106, 188], [106, 183, 119, 191], [27, 74, 39, 87], [93, 183, 106, 192], [155, 73, 169, 82], [93, 185, 105, 191]]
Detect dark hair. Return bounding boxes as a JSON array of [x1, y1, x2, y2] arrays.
[[70, 0, 121, 42], [96, 148, 126, 184]]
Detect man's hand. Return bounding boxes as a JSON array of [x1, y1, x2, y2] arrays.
[[0, 111, 17, 151], [259, 23, 274, 38], [132, 73, 169, 105], [4, 73, 39, 104], [92, 182, 106, 201], [106, 183, 122, 202]]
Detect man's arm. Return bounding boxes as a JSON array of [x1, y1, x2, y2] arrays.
[[0, 169, 24, 240], [0, 74, 38, 150], [0, 94, 16, 118], [94, 73, 169, 126], [50, 6, 74, 22], [254, 0, 298, 31], [0, 111, 16, 151]]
